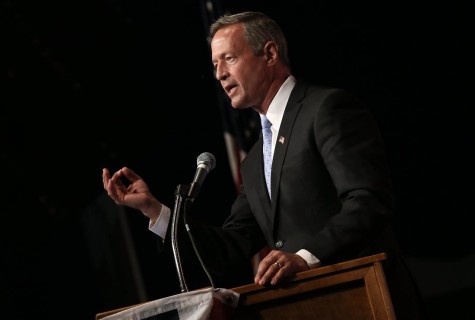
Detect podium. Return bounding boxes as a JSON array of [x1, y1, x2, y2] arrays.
[[231, 252, 395, 319], [96, 253, 395, 320]]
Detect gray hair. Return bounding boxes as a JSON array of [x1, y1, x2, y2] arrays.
[[209, 11, 290, 67]]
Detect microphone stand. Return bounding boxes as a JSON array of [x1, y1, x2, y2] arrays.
[[170, 183, 217, 293], [170, 183, 190, 293]]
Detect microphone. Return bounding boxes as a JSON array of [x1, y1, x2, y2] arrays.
[[187, 152, 216, 198]]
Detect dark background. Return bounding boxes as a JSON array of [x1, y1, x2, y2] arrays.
[[1, 1, 472, 319]]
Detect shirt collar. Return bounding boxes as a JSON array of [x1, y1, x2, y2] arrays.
[[264, 75, 296, 132]]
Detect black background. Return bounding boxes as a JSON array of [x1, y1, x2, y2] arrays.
[[1, 1, 472, 319]]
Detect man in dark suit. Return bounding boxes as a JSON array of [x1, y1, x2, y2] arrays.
[[103, 11, 427, 319]]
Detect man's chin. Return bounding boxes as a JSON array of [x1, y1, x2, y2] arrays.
[[229, 100, 248, 110]]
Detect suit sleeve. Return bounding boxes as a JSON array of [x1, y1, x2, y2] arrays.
[[309, 89, 396, 263]]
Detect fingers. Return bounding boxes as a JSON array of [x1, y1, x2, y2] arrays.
[[120, 167, 142, 182], [254, 251, 311, 286], [102, 168, 110, 189], [103, 167, 140, 189], [103, 167, 127, 201], [260, 260, 285, 286], [254, 251, 287, 286]]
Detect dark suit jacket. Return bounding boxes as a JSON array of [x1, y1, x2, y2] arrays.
[[170, 78, 427, 319]]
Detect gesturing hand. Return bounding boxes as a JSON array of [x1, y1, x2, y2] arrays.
[[102, 167, 161, 221]]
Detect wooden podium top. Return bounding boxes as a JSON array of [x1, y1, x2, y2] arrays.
[[233, 252, 388, 295], [96, 253, 394, 320], [231, 252, 395, 320]]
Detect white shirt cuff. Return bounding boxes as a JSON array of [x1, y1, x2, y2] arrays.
[[149, 205, 171, 240], [296, 249, 321, 268]]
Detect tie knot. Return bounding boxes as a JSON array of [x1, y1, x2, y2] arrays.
[[261, 115, 272, 130]]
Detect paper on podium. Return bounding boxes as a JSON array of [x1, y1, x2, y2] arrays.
[[101, 287, 239, 320]]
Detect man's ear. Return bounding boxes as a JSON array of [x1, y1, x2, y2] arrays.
[[264, 41, 278, 63]]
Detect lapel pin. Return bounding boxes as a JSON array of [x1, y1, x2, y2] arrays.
[[279, 136, 285, 144]]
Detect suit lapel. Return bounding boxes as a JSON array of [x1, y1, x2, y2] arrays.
[[270, 81, 307, 222], [240, 80, 309, 240]]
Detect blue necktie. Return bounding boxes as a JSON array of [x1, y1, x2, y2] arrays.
[[261, 115, 273, 197]]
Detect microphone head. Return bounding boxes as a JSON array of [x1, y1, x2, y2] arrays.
[[197, 152, 216, 171]]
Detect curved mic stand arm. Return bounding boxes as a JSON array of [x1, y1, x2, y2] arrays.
[[171, 183, 190, 293], [170, 183, 217, 293], [183, 198, 216, 290]]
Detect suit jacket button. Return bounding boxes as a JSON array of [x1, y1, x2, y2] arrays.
[[275, 240, 284, 249]]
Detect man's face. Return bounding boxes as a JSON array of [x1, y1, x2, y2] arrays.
[[211, 24, 269, 111]]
